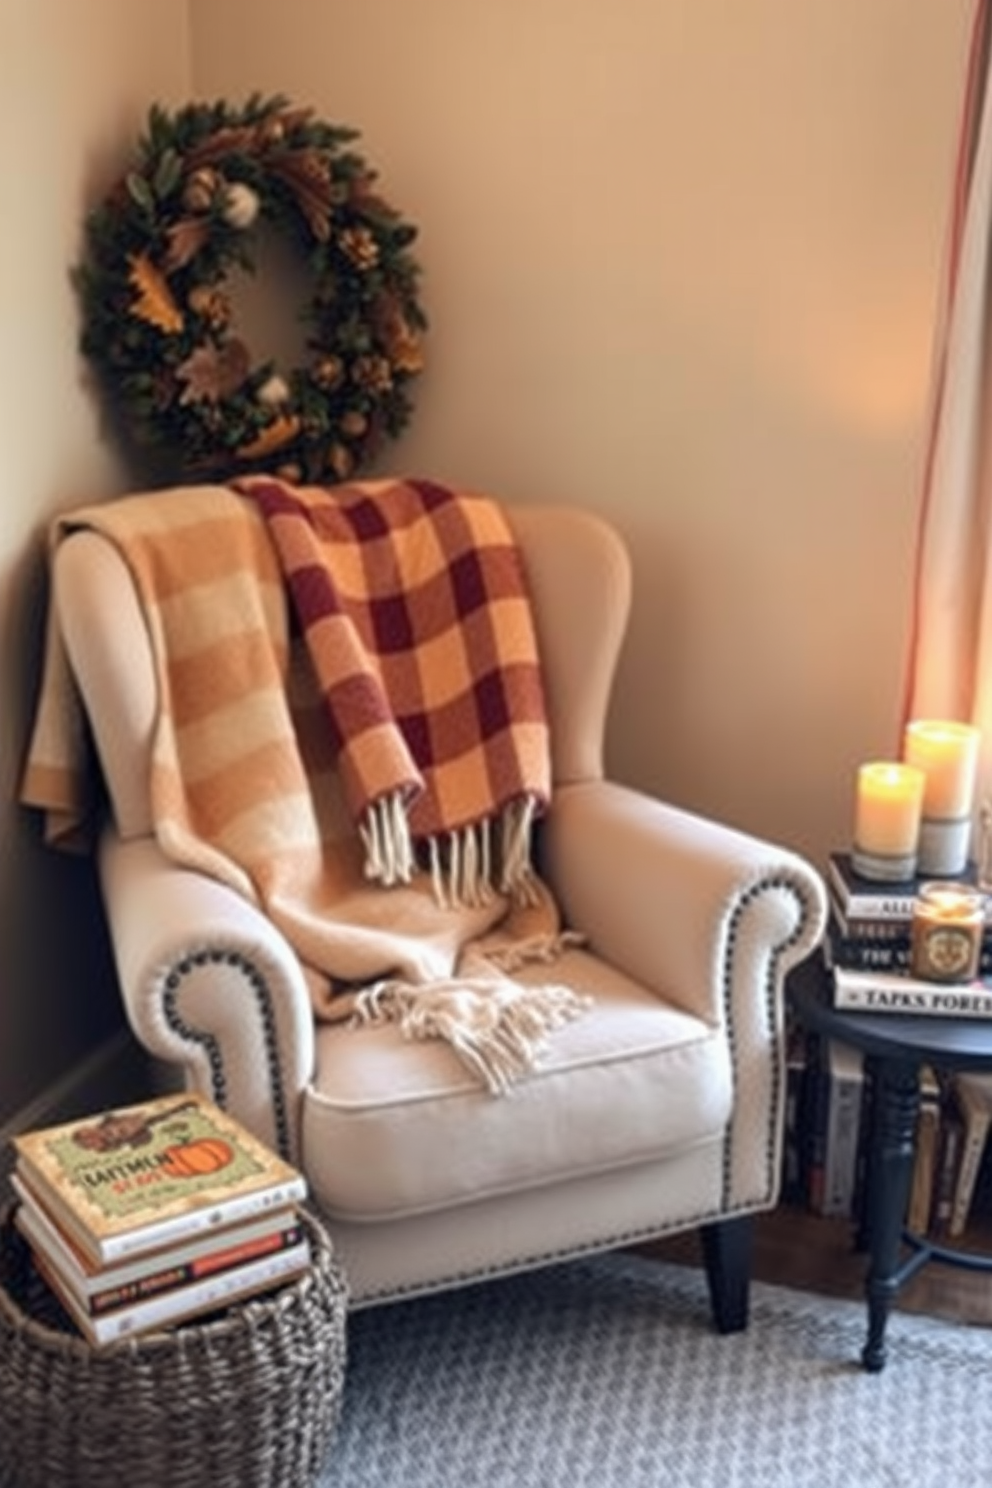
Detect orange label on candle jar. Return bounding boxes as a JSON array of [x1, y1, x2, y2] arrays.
[[910, 883, 985, 983]]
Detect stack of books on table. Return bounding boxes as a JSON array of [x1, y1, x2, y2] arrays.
[[824, 851, 992, 1017], [808, 852, 992, 1240], [9, 1091, 310, 1347]]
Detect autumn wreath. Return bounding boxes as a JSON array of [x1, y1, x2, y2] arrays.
[[74, 94, 426, 483]]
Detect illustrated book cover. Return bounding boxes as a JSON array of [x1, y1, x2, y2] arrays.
[[11, 1092, 306, 1265]]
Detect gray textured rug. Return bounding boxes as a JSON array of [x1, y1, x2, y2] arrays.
[[321, 1252, 992, 1488]]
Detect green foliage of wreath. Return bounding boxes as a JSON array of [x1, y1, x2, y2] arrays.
[[75, 93, 427, 484]]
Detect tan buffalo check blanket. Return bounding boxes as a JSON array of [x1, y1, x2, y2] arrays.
[[21, 481, 587, 1093]]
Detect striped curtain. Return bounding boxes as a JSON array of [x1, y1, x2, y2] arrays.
[[903, 0, 992, 833]]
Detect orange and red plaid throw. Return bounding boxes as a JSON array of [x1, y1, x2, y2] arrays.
[[239, 476, 551, 904], [21, 483, 586, 1092]]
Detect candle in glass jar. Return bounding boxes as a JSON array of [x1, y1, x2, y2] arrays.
[[910, 882, 985, 983], [852, 762, 926, 881]]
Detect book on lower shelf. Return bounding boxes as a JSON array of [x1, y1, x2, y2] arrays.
[[906, 1065, 942, 1235], [817, 1039, 865, 1220], [930, 1082, 966, 1239], [780, 1013, 808, 1204], [948, 1073, 992, 1239], [8, 1091, 312, 1345]]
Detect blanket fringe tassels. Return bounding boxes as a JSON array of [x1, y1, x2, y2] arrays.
[[352, 936, 590, 1095], [365, 792, 544, 910], [360, 790, 417, 887]]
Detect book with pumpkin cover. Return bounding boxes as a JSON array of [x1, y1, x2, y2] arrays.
[[11, 1091, 306, 1267]]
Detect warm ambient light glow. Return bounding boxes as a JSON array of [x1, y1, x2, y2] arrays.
[[903, 720, 981, 819], [902, 720, 981, 877], [853, 762, 925, 858]]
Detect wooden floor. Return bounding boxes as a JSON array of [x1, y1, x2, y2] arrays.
[[642, 1203, 992, 1329]]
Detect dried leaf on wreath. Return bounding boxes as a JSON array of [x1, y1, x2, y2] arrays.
[[236, 413, 301, 460], [177, 340, 251, 404], [374, 294, 425, 374], [268, 148, 333, 240], [183, 126, 256, 173], [349, 173, 399, 220], [270, 107, 315, 138], [163, 217, 211, 272], [127, 253, 184, 335]]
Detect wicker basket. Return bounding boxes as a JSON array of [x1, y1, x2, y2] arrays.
[[0, 1203, 348, 1488]]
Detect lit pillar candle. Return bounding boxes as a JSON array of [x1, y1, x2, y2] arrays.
[[903, 720, 981, 876], [852, 762, 925, 882]]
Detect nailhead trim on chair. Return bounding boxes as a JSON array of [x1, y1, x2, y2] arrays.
[[352, 1204, 747, 1306], [155, 876, 818, 1251], [720, 875, 816, 1211], [162, 950, 293, 1159]]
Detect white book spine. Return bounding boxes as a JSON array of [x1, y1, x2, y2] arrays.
[[834, 897, 913, 923], [11, 1173, 298, 1295], [832, 974, 992, 1018], [75, 1239, 311, 1345], [94, 1176, 308, 1263]]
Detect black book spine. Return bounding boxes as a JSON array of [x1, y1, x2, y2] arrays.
[[830, 936, 992, 976]]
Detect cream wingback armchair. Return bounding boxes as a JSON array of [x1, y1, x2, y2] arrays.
[[38, 490, 826, 1329]]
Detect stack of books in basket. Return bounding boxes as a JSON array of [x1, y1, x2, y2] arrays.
[[824, 851, 992, 1017], [9, 1091, 310, 1347]]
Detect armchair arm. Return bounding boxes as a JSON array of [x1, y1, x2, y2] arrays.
[[98, 830, 315, 1164], [541, 780, 828, 1211], [542, 780, 827, 1018]]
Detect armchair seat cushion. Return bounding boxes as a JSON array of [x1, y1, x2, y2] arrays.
[[302, 947, 732, 1220]]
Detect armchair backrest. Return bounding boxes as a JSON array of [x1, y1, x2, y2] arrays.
[[52, 497, 632, 841]]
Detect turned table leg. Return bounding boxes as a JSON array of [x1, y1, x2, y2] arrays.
[[861, 1057, 919, 1372]]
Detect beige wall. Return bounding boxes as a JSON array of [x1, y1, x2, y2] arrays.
[[0, 1, 976, 1122], [0, 1, 190, 1125], [190, 0, 974, 860]]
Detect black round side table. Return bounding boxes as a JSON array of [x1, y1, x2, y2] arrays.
[[788, 953, 992, 1372]]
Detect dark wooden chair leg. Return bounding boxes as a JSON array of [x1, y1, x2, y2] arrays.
[[700, 1214, 754, 1333]]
